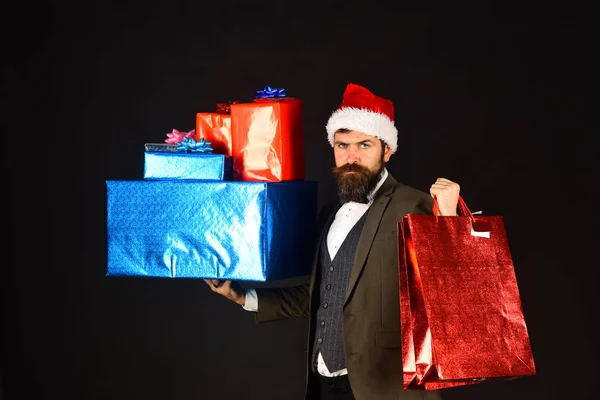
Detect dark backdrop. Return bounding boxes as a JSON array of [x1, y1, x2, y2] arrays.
[[3, 1, 596, 400]]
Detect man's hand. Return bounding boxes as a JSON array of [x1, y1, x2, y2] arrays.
[[429, 178, 460, 216], [204, 279, 246, 306]]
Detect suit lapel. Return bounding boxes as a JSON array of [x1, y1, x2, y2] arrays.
[[344, 175, 396, 305]]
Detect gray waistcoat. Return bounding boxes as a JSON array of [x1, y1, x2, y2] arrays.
[[311, 211, 367, 373]]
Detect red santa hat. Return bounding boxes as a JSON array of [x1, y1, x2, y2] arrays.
[[325, 83, 398, 153]]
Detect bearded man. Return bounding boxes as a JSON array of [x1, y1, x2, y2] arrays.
[[206, 83, 460, 400]]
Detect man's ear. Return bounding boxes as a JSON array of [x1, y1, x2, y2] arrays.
[[383, 144, 393, 162]]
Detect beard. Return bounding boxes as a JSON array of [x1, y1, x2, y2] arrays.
[[332, 161, 384, 204]]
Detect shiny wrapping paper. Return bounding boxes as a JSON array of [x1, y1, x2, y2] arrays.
[[106, 180, 317, 281], [230, 98, 304, 182], [397, 213, 536, 390], [143, 152, 233, 181], [196, 112, 233, 156]]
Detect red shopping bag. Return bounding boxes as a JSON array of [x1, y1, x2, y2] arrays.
[[397, 196, 536, 390]]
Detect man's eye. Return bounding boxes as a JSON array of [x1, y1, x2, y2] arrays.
[[361, 143, 370, 148], [337, 143, 347, 148]]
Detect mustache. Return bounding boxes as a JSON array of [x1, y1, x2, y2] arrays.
[[331, 163, 371, 175], [331, 162, 375, 204]]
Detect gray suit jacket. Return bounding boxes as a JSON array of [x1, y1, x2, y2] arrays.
[[255, 174, 444, 400]]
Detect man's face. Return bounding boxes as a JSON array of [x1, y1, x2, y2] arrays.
[[332, 130, 392, 203]]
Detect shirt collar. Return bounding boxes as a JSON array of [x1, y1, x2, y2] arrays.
[[367, 168, 388, 204]]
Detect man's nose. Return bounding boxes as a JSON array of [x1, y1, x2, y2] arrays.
[[347, 148, 359, 164]]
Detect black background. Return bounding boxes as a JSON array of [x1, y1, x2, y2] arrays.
[[3, 1, 596, 399]]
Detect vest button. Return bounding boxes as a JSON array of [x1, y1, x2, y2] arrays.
[[329, 266, 334, 272], [320, 320, 325, 326], [326, 284, 331, 290], [323, 302, 328, 308], [318, 338, 323, 343]]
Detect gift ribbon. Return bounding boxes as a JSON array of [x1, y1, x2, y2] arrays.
[[165, 129, 196, 144], [176, 137, 213, 153], [215, 101, 239, 114], [254, 85, 287, 99]]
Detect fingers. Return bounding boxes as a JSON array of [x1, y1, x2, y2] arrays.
[[203, 279, 245, 305], [204, 279, 233, 293], [431, 177, 459, 188], [430, 178, 460, 193], [204, 279, 221, 289], [430, 177, 460, 216]]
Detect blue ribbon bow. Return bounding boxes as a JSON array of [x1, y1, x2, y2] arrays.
[[176, 137, 213, 153], [254, 85, 287, 99]]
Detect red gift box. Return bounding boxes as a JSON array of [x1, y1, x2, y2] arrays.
[[397, 197, 536, 390], [230, 97, 304, 182], [195, 102, 237, 156]]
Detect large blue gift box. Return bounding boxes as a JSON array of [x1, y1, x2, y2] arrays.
[[144, 152, 233, 181], [106, 180, 317, 281]]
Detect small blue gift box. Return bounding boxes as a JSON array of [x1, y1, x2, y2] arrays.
[[143, 143, 233, 180], [106, 180, 318, 281]]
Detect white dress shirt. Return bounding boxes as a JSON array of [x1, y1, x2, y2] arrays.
[[243, 169, 389, 377]]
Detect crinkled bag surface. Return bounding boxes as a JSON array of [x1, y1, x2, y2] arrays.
[[398, 213, 536, 390]]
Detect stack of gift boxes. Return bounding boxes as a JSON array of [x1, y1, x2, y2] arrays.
[[106, 86, 318, 282]]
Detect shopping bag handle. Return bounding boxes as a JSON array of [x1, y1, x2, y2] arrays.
[[432, 195, 474, 222], [432, 195, 493, 232]]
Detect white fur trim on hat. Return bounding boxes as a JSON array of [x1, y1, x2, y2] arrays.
[[326, 107, 398, 153]]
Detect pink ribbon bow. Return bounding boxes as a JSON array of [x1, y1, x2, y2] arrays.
[[165, 128, 196, 144]]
